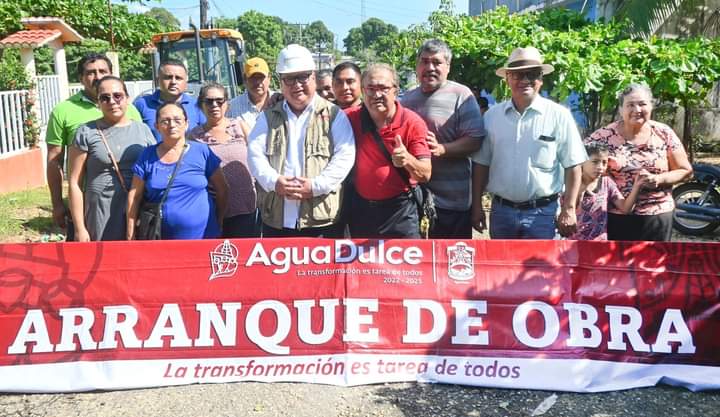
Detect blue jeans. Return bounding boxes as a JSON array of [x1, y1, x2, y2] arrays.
[[489, 199, 558, 239]]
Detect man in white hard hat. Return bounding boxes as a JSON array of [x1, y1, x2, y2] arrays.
[[471, 46, 587, 239], [247, 44, 355, 237]]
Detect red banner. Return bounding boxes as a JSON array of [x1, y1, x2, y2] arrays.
[[0, 239, 718, 392]]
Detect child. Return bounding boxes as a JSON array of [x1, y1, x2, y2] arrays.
[[569, 143, 645, 240]]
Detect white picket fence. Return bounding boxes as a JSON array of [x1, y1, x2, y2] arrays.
[[0, 90, 28, 157], [36, 75, 61, 127], [1, 78, 153, 157]]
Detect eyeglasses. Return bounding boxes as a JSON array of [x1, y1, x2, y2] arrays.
[[364, 85, 395, 96], [508, 69, 543, 82], [281, 73, 312, 86], [158, 118, 186, 126], [419, 58, 447, 67], [202, 97, 226, 106], [98, 92, 126, 104]]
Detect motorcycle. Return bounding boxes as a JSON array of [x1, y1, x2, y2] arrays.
[[672, 163, 720, 235]]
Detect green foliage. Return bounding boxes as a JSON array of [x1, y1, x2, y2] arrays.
[[0, 186, 54, 242], [0, 2, 22, 37], [0, 0, 173, 86], [214, 16, 238, 30], [145, 7, 181, 31], [382, 5, 720, 141], [235, 11, 286, 65], [303, 21, 334, 50], [343, 17, 399, 57], [0, 50, 31, 90], [1, 0, 166, 49], [614, 0, 711, 38]]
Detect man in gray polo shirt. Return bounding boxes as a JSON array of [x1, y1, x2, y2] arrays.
[[402, 39, 485, 239], [471, 46, 587, 239]]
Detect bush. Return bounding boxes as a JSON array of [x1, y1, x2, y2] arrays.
[[0, 50, 30, 90]]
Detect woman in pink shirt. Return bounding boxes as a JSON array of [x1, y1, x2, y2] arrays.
[[585, 83, 692, 241], [189, 82, 259, 237]]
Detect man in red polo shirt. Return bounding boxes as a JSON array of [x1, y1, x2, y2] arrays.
[[346, 63, 432, 238]]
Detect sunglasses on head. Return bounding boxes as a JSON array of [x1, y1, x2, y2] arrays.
[[202, 97, 226, 106], [508, 69, 543, 81], [98, 92, 126, 104]]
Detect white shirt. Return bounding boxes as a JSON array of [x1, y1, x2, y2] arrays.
[[226, 90, 275, 131], [472, 95, 587, 202], [248, 95, 355, 229]]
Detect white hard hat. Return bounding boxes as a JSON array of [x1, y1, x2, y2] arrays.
[[276, 44, 315, 74]]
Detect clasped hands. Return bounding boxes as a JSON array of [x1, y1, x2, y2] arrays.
[[275, 176, 313, 200]]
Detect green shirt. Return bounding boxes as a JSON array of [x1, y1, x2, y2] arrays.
[[45, 91, 142, 147]]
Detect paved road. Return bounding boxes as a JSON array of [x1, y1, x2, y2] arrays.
[[2, 382, 720, 417]]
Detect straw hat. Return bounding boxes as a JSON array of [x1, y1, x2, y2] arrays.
[[496, 47, 554, 77]]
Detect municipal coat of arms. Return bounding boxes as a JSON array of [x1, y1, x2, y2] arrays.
[[209, 240, 239, 280], [447, 242, 475, 282]]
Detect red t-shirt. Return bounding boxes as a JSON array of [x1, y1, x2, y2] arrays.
[[347, 102, 430, 200]]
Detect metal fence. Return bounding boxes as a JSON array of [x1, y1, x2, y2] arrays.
[[36, 75, 62, 127], [1, 79, 153, 157], [0, 90, 28, 157]]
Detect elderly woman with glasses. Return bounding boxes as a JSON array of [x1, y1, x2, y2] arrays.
[[67, 76, 155, 241], [127, 102, 228, 240], [188, 82, 259, 237], [585, 83, 692, 241]]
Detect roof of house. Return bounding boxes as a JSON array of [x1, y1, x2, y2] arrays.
[[0, 17, 83, 49], [0, 29, 62, 49]]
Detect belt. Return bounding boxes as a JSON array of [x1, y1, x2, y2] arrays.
[[363, 188, 414, 207], [493, 194, 558, 210]]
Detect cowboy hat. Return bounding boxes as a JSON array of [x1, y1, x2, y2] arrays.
[[496, 47, 554, 77]]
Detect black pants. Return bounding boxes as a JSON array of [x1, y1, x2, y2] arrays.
[[607, 212, 673, 241], [262, 223, 343, 238], [430, 207, 472, 239], [349, 189, 420, 239], [223, 210, 260, 238], [336, 178, 355, 238]]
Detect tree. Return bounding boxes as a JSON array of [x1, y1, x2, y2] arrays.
[[382, 5, 720, 155], [235, 11, 285, 64], [145, 7, 181, 31], [0, 0, 168, 82], [343, 17, 398, 57], [214, 16, 238, 30], [612, 0, 720, 38], [303, 20, 334, 51]]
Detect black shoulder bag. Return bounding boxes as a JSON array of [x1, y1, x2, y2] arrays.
[[366, 121, 437, 238], [136, 144, 187, 240]]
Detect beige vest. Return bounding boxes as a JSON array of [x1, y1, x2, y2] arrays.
[[258, 98, 342, 230]]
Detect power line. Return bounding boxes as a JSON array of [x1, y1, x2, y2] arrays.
[[209, 0, 227, 17], [307, 0, 422, 28], [164, 5, 200, 11], [360, 0, 433, 16]]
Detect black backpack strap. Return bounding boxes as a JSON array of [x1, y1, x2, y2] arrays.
[[360, 105, 422, 207], [158, 142, 188, 209], [361, 105, 411, 184]]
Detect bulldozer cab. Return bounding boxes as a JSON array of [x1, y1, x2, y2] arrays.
[[149, 29, 244, 98]]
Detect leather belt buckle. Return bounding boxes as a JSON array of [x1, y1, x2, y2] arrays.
[[495, 194, 558, 210]]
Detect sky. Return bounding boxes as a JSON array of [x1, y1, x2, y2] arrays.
[[127, 0, 470, 50]]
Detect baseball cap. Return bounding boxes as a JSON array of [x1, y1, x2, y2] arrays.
[[244, 57, 270, 78]]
